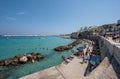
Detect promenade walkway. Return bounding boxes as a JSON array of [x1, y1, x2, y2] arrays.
[[19, 56, 88, 79], [19, 56, 118, 79]]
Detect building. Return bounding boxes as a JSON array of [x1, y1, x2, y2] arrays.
[[70, 32, 78, 39], [117, 20, 120, 25]]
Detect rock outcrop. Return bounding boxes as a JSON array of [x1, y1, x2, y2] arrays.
[[0, 53, 44, 67], [54, 40, 82, 52], [19, 56, 28, 63]]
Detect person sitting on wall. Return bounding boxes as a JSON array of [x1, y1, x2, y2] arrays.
[[81, 52, 90, 64], [78, 50, 84, 57], [95, 51, 101, 65], [62, 56, 70, 64], [67, 55, 74, 60], [89, 53, 98, 70], [84, 52, 93, 76], [81, 45, 88, 64]]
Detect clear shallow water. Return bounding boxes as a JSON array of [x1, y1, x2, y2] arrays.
[[0, 36, 86, 79]]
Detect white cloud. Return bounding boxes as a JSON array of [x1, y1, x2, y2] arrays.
[[6, 16, 16, 20], [17, 12, 25, 15]]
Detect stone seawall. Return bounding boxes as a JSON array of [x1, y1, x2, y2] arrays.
[[98, 36, 120, 78]]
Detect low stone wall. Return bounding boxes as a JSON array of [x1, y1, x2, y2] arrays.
[[98, 36, 120, 78]]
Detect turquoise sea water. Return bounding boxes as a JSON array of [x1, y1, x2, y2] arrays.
[[0, 36, 86, 79]]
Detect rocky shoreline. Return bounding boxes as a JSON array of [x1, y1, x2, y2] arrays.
[[0, 53, 44, 67], [54, 40, 82, 52]]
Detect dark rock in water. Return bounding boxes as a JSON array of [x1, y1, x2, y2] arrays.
[[36, 54, 44, 60], [54, 40, 81, 52], [0, 61, 4, 66], [0, 53, 44, 67], [10, 61, 18, 66], [4, 59, 12, 66], [26, 54, 33, 61], [10, 57, 19, 66], [54, 46, 66, 52]]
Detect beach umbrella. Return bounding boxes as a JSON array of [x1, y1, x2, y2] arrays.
[[77, 47, 84, 51]]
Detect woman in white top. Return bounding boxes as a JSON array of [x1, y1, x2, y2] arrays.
[[89, 45, 93, 53]]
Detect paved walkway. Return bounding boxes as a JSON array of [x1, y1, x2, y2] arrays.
[[19, 56, 88, 79], [19, 67, 64, 79], [56, 57, 88, 79], [19, 56, 118, 79]]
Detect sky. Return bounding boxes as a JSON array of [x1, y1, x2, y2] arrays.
[[0, 0, 120, 35]]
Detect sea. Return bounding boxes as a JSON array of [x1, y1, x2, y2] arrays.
[[0, 36, 87, 79]]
